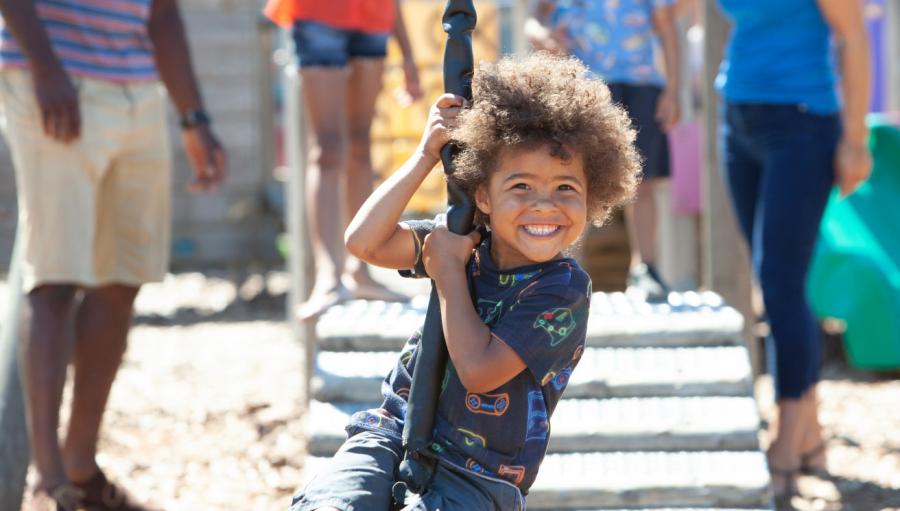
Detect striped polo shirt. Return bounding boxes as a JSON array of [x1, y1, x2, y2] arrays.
[[0, 0, 157, 82]]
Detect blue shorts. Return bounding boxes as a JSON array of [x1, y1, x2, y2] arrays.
[[290, 429, 525, 511], [608, 82, 671, 180], [292, 20, 390, 68]]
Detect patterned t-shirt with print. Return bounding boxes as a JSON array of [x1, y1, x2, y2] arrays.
[[549, 0, 673, 86], [346, 222, 592, 494]]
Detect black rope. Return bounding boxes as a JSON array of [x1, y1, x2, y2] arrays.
[[392, 1, 477, 507]]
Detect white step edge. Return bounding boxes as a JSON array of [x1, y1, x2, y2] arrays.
[[306, 397, 761, 457], [316, 291, 744, 352], [529, 451, 771, 509], [311, 346, 754, 403]]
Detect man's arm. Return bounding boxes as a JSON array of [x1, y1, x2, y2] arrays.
[[817, 0, 872, 197], [651, 3, 681, 131], [424, 227, 527, 394], [0, 0, 79, 141], [147, 0, 226, 191]]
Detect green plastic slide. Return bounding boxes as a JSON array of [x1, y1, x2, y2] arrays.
[[807, 116, 900, 370]]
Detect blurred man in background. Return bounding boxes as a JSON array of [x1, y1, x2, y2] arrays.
[[0, 0, 226, 508]]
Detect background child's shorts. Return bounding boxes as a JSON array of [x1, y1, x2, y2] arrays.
[[290, 429, 525, 511], [607, 82, 671, 180], [292, 20, 389, 68]]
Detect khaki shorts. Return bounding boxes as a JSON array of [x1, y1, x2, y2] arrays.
[[0, 69, 171, 293]]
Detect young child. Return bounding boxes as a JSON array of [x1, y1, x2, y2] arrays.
[[291, 52, 641, 511]]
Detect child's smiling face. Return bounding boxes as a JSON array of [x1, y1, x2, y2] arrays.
[[475, 146, 588, 269]]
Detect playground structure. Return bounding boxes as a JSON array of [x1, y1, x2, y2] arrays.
[[1, 0, 900, 508]]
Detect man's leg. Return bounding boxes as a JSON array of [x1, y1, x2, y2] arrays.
[[21, 284, 79, 490], [61, 284, 138, 482]]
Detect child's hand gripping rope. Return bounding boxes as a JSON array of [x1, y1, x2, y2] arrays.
[[422, 224, 482, 282], [418, 94, 466, 164]]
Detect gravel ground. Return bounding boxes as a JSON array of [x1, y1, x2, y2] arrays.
[[758, 350, 900, 511], [7, 271, 900, 510]]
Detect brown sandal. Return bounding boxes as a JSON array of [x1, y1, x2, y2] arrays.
[[31, 482, 86, 511], [71, 469, 158, 511], [768, 463, 800, 501], [800, 441, 830, 477]]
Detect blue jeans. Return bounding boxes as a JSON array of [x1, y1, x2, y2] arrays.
[[721, 102, 841, 399], [290, 430, 525, 511]]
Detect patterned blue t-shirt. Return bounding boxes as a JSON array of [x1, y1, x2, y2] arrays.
[[347, 225, 592, 493], [548, 0, 672, 86]]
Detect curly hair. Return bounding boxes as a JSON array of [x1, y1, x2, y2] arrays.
[[449, 52, 641, 226]]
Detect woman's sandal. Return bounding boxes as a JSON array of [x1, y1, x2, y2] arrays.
[[768, 464, 800, 501], [800, 441, 830, 477], [31, 482, 86, 511]]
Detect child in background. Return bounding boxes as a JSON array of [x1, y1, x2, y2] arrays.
[[528, 0, 682, 301], [291, 52, 641, 511]]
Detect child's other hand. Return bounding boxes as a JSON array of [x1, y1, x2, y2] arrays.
[[419, 94, 465, 163], [422, 225, 481, 280]]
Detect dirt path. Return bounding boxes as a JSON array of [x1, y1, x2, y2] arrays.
[[758, 345, 900, 511]]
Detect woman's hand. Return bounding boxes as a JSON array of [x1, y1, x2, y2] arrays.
[[423, 224, 481, 281], [418, 93, 465, 163], [835, 138, 872, 197]]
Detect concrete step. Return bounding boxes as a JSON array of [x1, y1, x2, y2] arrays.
[[529, 451, 771, 509], [306, 396, 760, 457], [304, 451, 771, 509], [315, 291, 744, 352], [311, 346, 753, 403]]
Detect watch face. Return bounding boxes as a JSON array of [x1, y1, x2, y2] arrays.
[[180, 110, 210, 128]]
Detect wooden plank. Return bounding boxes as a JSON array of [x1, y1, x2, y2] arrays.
[[0, 233, 28, 509], [169, 217, 281, 266], [311, 346, 753, 403], [701, 0, 757, 374], [306, 396, 760, 457]]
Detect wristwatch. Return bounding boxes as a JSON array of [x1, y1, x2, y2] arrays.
[[179, 109, 211, 130]]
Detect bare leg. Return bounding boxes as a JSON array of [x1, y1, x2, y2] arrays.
[[62, 284, 138, 482], [296, 67, 351, 320], [799, 385, 827, 471], [625, 179, 658, 268], [768, 398, 805, 495], [341, 57, 407, 302], [20, 285, 79, 496]]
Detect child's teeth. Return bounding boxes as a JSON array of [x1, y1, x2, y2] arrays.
[[525, 225, 558, 235]]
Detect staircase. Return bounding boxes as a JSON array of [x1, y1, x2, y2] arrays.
[[304, 290, 774, 510]]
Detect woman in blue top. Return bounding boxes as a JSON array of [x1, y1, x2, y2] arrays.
[[716, 0, 871, 498]]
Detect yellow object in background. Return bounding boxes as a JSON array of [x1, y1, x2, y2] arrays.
[[372, 0, 499, 214]]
